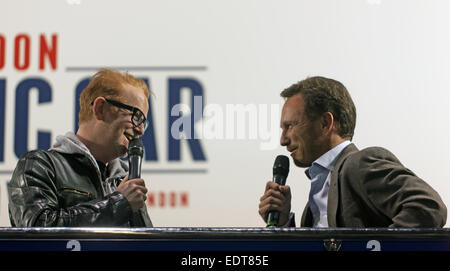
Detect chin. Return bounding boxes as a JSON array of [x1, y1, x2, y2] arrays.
[[293, 157, 312, 168], [115, 144, 128, 159], [121, 145, 128, 155]]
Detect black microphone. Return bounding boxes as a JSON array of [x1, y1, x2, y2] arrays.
[[266, 155, 290, 227], [128, 138, 147, 225], [128, 138, 144, 179]]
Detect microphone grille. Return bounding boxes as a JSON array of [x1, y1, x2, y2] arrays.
[[273, 155, 290, 176], [128, 138, 144, 156]]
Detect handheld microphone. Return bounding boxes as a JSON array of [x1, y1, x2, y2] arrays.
[[267, 155, 290, 227], [128, 138, 144, 179], [128, 138, 147, 224]]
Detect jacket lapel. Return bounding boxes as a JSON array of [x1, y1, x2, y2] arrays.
[[327, 143, 358, 227], [300, 202, 313, 227]]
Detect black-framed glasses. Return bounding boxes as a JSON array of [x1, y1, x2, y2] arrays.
[[103, 98, 149, 131]]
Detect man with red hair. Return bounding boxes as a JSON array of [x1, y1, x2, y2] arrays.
[[8, 69, 153, 227]]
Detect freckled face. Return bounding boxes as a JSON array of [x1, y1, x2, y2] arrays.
[[105, 84, 149, 158]]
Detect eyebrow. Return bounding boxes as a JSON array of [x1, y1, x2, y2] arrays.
[[280, 120, 296, 128]]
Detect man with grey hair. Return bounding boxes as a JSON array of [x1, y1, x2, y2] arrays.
[[259, 76, 446, 227]]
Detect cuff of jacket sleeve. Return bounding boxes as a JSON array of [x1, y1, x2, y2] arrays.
[[108, 191, 134, 225]]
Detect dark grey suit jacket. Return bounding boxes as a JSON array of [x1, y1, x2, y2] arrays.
[[298, 144, 447, 227]]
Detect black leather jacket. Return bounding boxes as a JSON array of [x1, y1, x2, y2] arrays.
[[8, 133, 152, 227]]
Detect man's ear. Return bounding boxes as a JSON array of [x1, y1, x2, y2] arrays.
[[321, 112, 334, 134], [92, 97, 106, 121]]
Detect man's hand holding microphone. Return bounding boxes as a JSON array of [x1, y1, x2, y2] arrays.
[[258, 155, 292, 227], [117, 138, 147, 212]]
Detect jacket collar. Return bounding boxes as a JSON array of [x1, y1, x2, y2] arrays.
[[49, 132, 128, 180], [300, 143, 359, 227]]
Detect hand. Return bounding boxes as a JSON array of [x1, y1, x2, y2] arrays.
[[116, 175, 148, 212], [258, 181, 291, 226]]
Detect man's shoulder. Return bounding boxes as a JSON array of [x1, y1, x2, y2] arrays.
[[351, 146, 396, 158], [343, 145, 402, 168], [18, 148, 84, 166], [18, 149, 53, 161], [336, 145, 405, 189]]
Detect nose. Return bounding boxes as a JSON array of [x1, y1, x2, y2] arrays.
[[280, 129, 290, 147]]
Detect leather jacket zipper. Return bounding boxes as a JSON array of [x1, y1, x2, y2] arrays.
[[62, 188, 92, 198]]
